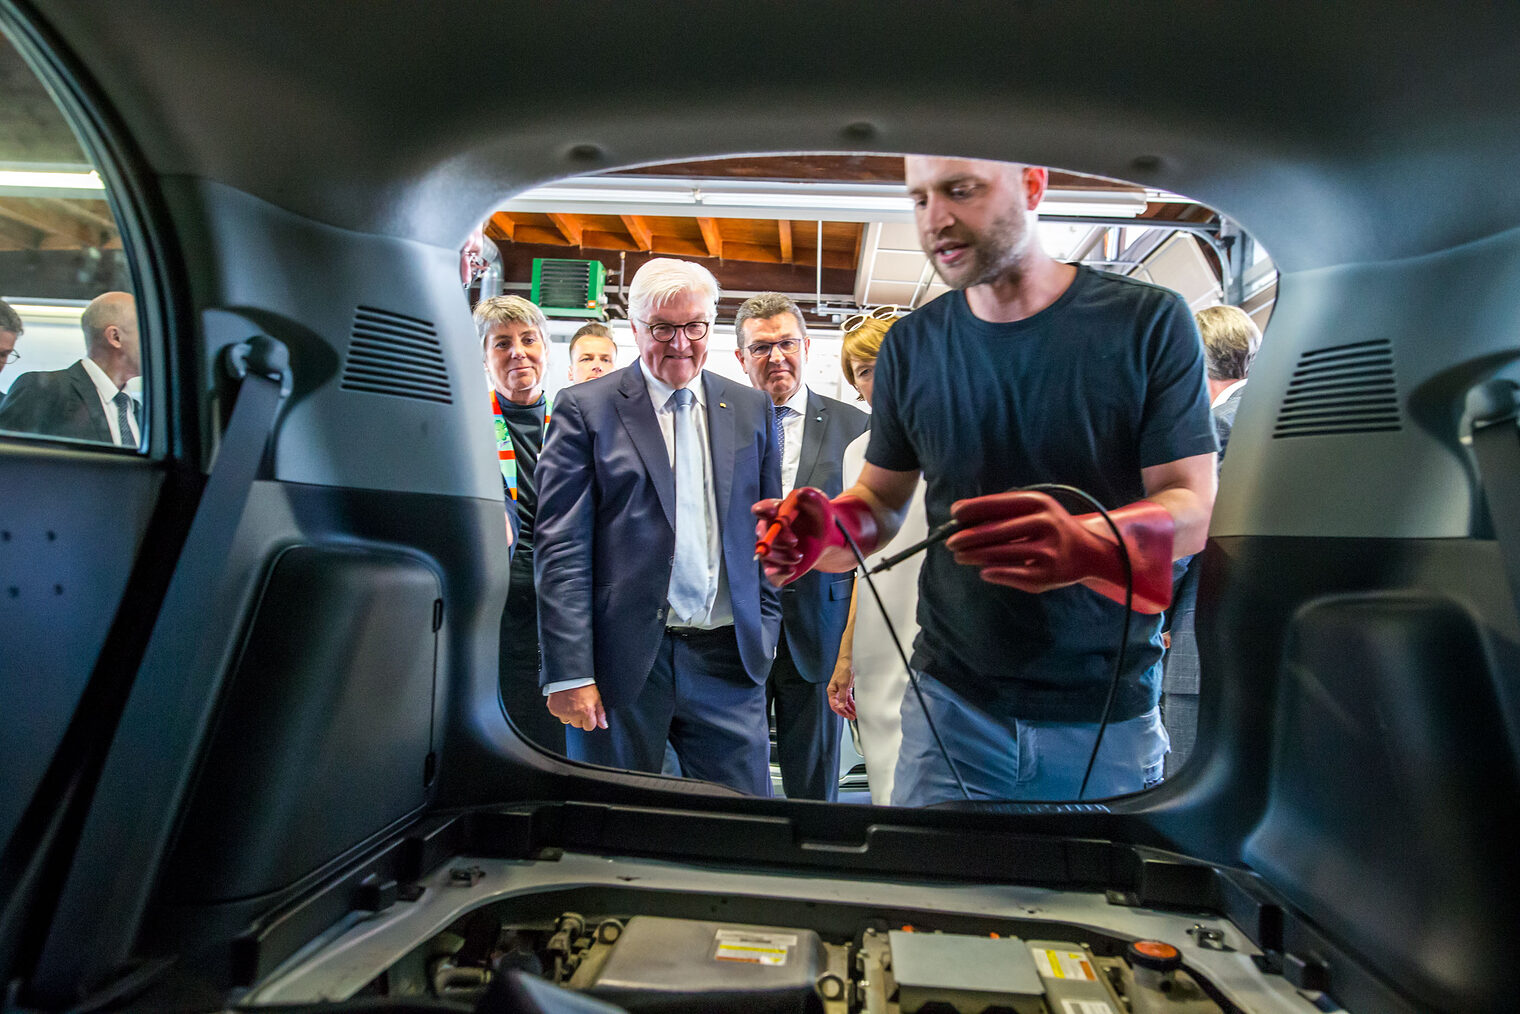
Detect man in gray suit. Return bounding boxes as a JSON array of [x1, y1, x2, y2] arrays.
[[535, 259, 782, 795], [1162, 303, 1262, 774], [735, 293, 868, 800], [0, 291, 141, 446]]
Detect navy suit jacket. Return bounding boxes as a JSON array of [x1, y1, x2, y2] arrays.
[[0, 361, 114, 442], [779, 390, 870, 683], [534, 362, 783, 709]]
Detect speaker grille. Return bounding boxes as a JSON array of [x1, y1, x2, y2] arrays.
[[1272, 337, 1400, 439], [340, 306, 452, 404]]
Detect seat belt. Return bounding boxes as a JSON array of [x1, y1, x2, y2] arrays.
[[26, 337, 291, 1007], [1467, 379, 1520, 612]]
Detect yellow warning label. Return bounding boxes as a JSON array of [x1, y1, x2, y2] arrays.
[[1032, 947, 1096, 981], [713, 929, 796, 966]]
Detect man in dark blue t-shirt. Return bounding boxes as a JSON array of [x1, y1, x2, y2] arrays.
[[756, 156, 1218, 805]]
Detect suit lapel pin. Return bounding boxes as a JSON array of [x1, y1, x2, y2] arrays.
[[719, 401, 727, 409]]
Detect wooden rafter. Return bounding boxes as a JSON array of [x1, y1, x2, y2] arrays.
[[777, 220, 793, 264], [0, 199, 99, 247], [547, 212, 585, 246], [696, 218, 723, 259], [487, 211, 516, 242], [37, 197, 116, 232], [621, 214, 653, 251]]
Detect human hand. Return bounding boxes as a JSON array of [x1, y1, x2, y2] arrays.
[[827, 660, 857, 719], [753, 489, 878, 587], [946, 491, 1174, 613], [547, 684, 607, 731]]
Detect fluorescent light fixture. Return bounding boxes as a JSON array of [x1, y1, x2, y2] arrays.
[[514, 185, 692, 204], [503, 177, 1153, 221], [3, 302, 87, 319], [0, 168, 104, 190]]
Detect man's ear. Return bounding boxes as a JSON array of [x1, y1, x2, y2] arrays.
[[1022, 166, 1050, 210]]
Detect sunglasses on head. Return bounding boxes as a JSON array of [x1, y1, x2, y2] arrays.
[[841, 304, 904, 334]]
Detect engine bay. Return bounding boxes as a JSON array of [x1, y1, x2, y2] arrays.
[[240, 852, 1336, 1013]]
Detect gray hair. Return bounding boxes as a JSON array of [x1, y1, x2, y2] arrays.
[[473, 295, 549, 354], [1196, 304, 1262, 381], [0, 299, 21, 335], [733, 292, 807, 347], [627, 258, 719, 327]]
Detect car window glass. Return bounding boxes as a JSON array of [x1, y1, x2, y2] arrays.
[[0, 28, 143, 449]]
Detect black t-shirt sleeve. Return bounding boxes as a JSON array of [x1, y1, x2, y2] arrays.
[[1137, 294, 1220, 468], [863, 328, 921, 472]]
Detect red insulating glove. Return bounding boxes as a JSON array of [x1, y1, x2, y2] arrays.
[[945, 491, 1175, 613], [753, 488, 880, 587]]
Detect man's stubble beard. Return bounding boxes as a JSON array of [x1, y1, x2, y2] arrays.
[[943, 208, 1036, 291]]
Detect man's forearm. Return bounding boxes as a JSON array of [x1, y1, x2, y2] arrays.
[[813, 480, 911, 572], [1146, 486, 1212, 558]]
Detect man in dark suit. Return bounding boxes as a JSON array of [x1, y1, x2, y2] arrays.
[[0, 291, 141, 446], [1197, 304, 1260, 459], [0, 300, 23, 384], [534, 258, 782, 795], [733, 293, 868, 800]]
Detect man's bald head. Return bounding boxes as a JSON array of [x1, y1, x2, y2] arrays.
[[81, 291, 141, 385]]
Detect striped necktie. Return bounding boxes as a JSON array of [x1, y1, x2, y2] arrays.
[[775, 405, 797, 461], [112, 391, 134, 447]]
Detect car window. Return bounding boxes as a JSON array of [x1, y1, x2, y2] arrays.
[[0, 27, 143, 449]]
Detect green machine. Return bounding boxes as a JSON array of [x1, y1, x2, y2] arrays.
[[530, 258, 607, 318]]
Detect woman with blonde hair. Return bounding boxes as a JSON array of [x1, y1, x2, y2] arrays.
[[830, 307, 926, 805]]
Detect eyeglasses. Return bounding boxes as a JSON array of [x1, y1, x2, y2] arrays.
[[841, 304, 904, 334], [640, 319, 710, 343], [743, 338, 802, 360], [2, 350, 17, 364]]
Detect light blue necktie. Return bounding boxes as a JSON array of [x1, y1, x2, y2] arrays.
[[667, 387, 708, 622]]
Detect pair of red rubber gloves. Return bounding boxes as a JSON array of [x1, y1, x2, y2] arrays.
[[752, 488, 1175, 614]]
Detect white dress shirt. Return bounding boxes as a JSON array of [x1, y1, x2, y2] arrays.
[[542, 368, 733, 697], [1210, 378, 1247, 410], [778, 383, 810, 495], [80, 356, 140, 445]]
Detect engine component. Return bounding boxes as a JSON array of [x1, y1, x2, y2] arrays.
[[577, 915, 826, 1013], [1027, 939, 1127, 1013], [888, 929, 1046, 1014]]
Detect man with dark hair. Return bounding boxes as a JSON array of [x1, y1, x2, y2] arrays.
[[0, 299, 22, 382], [757, 157, 1217, 806], [567, 322, 617, 385], [733, 292, 867, 800], [0, 291, 140, 445]]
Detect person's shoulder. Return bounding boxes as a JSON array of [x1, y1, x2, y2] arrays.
[[1077, 264, 1188, 313], [561, 365, 632, 408], [707, 371, 768, 408], [0, 365, 68, 402], [815, 390, 868, 425]]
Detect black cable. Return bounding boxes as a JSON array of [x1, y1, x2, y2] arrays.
[[839, 482, 1136, 805], [835, 519, 972, 801], [1018, 484, 1133, 802]]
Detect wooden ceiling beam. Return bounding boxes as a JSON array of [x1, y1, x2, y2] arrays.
[[621, 214, 654, 251], [580, 229, 637, 251], [36, 197, 116, 232], [515, 225, 571, 246], [547, 212, 585, 246], [719, 241, 781, 264], [0, 199, 97, 246], [777, 220, 793, 264], [487, 211, 516, 242], [696, 218, 724, 259]]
